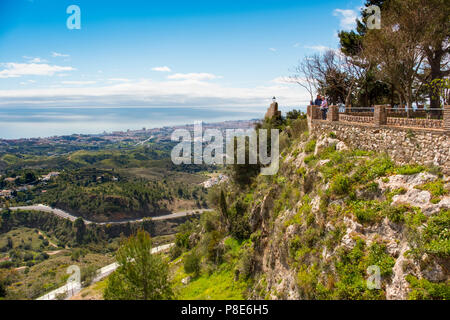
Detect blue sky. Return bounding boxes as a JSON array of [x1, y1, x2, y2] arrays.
[[0, 0, 364, 109]]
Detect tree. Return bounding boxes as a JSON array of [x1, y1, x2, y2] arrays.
[[414, 0, 449, 113], [363, 0, 427, 115], [290, 56, 319, 103], [228, 136, 260, 187], [103, 230, 173, 300], [183, 251, 201, 276], [307, 50, 363, 106], [73, 218, 86, 244]]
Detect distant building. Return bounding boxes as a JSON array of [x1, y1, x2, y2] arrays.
[[201, 174, 229, 188], [42, 172, 60, 181], [0, 190, 13, 198]]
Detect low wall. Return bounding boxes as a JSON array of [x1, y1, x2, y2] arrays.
[[309, 120, 450, 175], [386, 117, 443, 129]]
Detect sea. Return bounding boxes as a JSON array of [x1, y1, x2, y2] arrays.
[[0, 106, 306, 139]]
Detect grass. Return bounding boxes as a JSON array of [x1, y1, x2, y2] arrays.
[[304, 139, 317, 154], [72, 278, 108, 300], [392, 164, 425, 175], [176, 263, 247, 300], [415, 180, 448, 203]]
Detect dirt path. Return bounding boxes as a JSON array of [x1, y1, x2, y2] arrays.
[[38, 230, 58, 248]]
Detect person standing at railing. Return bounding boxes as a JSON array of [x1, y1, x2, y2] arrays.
[[314, 94, 322, 107], [320, 96, 328, 120]]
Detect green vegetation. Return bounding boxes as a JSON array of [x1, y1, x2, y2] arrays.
[[406, 275, 450, 300], [104, 230, 173, 300], [184, 251, 201, 276], [415, 180, 448, 204], [392, 164, 425, 176], [304, 140, 316, 153]]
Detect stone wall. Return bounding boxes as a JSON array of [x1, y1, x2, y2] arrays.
[[309, 120, 450, 175], [386, 117, 443, 129], [340, 114, 373, 124]]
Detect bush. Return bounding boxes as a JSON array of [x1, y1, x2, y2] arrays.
[[23, 252, 34, 261], [423, 210, 450, 257], [169, 245, 182, 261], [330, 175, 350, 196], [290, 119, 308, 140], [206, 231, 224, 264], [394, 164, 425, 175], [184, 251, 201, 276], [304, 155, 316, 166], [304, 139, 317, 153], [367, 242, 395, 277], [406, 275, 450, 300], [385, 205, 408, 223], [0, 261, 13, 269], [350, 200, 384, 224]]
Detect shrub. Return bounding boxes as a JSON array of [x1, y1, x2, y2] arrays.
[[350, 200, 384, 224], [304, 139, 317, 153], [0, 261, 13, 269], [23, 252, 34, 261], [304, 155, 316, 166], [423, 210, 450, 257], [237, 244, 254, 280], [385, 205, 408, 223], [365, 156, 394, 181], [406, 275, 450, 300], [169, 245, 182, 261], [184, 251, 201, 276], [330, 175, 350, 196], [394, 164, 425, 175], [416, 180, 447, 200], [367, 242, 395, 277]]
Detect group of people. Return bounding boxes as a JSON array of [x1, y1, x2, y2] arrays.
[[312, 95, 328, 120]]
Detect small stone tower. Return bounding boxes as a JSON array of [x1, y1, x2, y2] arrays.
[[265, 97, 282, 119]]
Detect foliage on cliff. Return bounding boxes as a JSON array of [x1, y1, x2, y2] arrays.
[[169, 115, 449, 300]]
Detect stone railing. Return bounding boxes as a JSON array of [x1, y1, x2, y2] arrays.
[[340, 114, 374, 124], [307, 105, 449, 132], [386, 117, 443, 129]]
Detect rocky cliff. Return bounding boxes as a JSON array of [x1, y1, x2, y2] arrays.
[[243, 132, 449, 300]]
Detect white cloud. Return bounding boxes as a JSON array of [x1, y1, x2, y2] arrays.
[[0, 62, 75, 78], [51, 52, 70, 58], [0, 77, 310, 109], [107, 78, 131, 82], [333, 9, 358, 30], [271, 77, 295, 84], [269, 48, 277, 52], [61, 81, 97, 85], [304, 45, 333, 52], [167, 73, 222, 81], [23, 57, 48, 63], [152, 66, 172, 72]]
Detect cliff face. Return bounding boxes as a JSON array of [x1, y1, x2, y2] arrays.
[[245, 133, 449, 300]]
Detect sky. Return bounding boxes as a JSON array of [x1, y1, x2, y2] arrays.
[[0, 0, 365, 110]]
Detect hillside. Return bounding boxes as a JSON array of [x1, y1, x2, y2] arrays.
[[168, 117, 449, 300]]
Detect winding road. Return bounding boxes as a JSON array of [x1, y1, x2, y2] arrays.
[[3, 204, 208, 300], [6, 204, 212, 225]]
